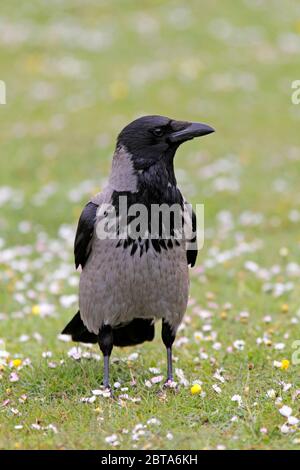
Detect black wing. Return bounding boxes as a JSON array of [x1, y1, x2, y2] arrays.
[[186, 208, 198, 267], [74, 201, 98, 269]]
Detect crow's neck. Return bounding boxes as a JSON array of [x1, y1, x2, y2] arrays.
[[110, 146, 182, 207], [109, 146, 138, 192], [137, 159, 177, 203]]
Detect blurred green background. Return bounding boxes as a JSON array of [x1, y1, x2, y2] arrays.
[[1, 0, 300, 450]]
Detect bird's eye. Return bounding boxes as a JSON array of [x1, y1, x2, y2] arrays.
[[152, 127, 164, 137]]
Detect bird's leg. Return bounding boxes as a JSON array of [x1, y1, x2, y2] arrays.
[[161, 319, 176, 386], [98, 325, 113, 390]]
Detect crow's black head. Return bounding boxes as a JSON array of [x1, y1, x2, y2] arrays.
[[117, 115, 214, 171]]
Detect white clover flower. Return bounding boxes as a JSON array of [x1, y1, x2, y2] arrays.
[[147, 418, 161, 426], [233, 340, 245, 351], [279, 405, 292, 418], [288, 416, 299, 425], [150, 375, 163, 384], [105, 434, 119, 445], [212, 384, 222, 394], [127, 352, 138, 361], [231, 395, 243, 406], [67, 347, 82, 360]]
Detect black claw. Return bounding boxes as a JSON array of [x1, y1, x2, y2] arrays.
[[163, 379, 178, 391], [103, 386, 114, 399]]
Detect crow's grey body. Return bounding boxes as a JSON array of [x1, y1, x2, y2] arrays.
[[79, 147, 189, 334], [62, 115, 214, 389]]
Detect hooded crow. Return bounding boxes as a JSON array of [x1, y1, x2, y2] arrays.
[[62, 115, 214, 390]]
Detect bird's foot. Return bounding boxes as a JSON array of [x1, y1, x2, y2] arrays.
[[102, 385, 114, 399], [163, 379, 178, 391]]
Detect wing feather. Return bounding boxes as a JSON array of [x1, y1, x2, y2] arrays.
[[74, 201, 98, 269]]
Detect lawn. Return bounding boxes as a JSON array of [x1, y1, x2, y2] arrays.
[[1, 0, 300, 450]]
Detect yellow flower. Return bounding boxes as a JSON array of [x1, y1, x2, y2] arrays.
[[281, 304, 289, 314], [279, 247, 289, 257], [31, 305, 40, 315], [295, 21, 300, 34], [7, 281, 15, 292], [220, 311, 227, 320], [190, 383, 202, 395], [24, 54, 42, 74], [109, 81, 128, 100], [280, 359, 290, 370], [194, 332, 202, 341], [12, 359, 22, 368], [206, 292, 215, 300]]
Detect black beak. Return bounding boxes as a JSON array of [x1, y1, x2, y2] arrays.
[[169, 122, 215, 144]]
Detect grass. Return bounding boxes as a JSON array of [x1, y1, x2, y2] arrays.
[[1, 0, 300, 450]]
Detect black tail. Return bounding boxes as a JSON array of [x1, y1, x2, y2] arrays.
[[113, 318, 155, 346], [61, 311, 98, 343], [62, 312, 155, 347]]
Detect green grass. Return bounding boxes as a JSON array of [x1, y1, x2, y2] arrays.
[[1, 0, 300, 450]]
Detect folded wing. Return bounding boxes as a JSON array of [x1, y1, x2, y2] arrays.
[[74, 201, 98, 269]]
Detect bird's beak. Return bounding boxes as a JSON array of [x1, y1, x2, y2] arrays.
[[169, 122, 215, 144]]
